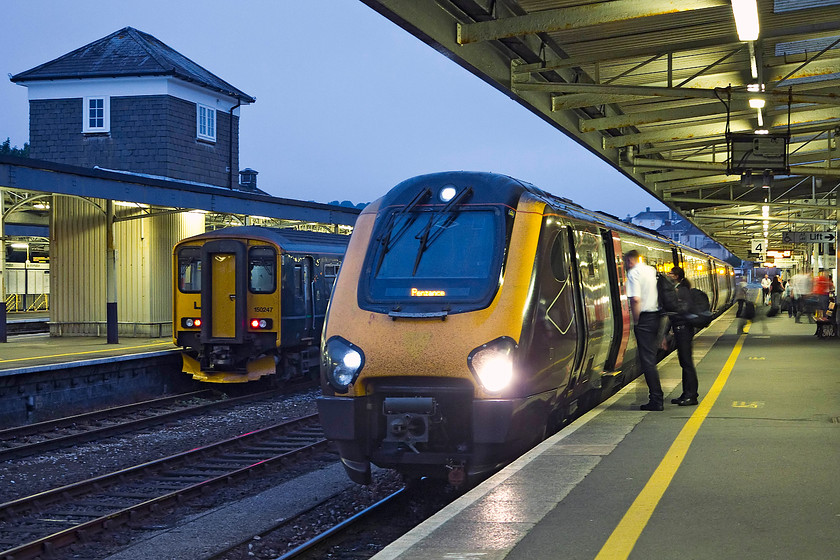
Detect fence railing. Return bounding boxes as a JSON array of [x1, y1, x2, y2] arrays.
[[6, 293, 50, 312]]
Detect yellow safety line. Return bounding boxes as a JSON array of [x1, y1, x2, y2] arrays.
[[595, 324, 749, 559], [0, 341, 174, 364]]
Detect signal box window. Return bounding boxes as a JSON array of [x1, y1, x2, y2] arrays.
[[83, 96, 110, 133], [178, 247, 202, 293], [249, 247, 276, 293], [197, 103, 216, 142]]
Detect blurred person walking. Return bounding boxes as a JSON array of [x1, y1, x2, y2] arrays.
[[792, 269, 814, 323]]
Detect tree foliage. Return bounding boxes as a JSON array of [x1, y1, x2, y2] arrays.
[[1, 137, 29, 157]]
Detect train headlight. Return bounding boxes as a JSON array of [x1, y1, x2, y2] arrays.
[[324, 337, 365, 392], [468, 337, 517, 393]]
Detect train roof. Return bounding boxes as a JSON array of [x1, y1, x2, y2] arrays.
[[178, 226, 349, 255]]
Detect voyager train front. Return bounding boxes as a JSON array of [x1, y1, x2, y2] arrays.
[[317, 172, 565, 485]]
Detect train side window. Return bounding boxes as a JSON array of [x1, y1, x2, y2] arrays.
[[178, 247, 201, 293], [295, 264, 303, 296], [324, 262, 340, 293], [249, 247, 276, 294], [550, 233, 568, 282]]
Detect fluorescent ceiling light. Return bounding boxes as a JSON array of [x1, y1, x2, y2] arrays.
[[732, 0, 759, 41], [749, 98, 765, 109]]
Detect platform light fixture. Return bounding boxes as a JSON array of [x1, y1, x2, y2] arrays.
[[732, 0, 760, 41]]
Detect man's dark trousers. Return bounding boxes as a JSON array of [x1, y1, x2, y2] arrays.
[[635, 311, 663, 406], [674, 324, 697, 399]]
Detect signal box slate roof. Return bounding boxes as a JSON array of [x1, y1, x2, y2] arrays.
[[11, 26, 255, 103]]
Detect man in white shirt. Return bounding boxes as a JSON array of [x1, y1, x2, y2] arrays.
[[760, 274, 771, 305], [625, 250, 663, 411]]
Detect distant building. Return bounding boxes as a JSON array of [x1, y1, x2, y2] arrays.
[[11, 26, 255, 190], [626, 206, 739, 265], [626, 207, 675, 230]]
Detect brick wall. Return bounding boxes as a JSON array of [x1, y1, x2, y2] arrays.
[[30, 95, 239, 188]]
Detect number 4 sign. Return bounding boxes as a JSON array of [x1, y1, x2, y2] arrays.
[[751, 239, 765, 254]]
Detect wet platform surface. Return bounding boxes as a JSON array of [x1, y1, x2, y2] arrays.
[[373, 301, 840, 559], [0, 332, 178, 376]]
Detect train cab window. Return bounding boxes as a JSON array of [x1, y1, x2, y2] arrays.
[[550, 233, 569, 282], [364, 209, 504, 309], [178, 247, 201, 293], [249, 247, 276, 294]]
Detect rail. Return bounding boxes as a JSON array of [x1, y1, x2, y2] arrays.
[[0, 414, 327, 560]]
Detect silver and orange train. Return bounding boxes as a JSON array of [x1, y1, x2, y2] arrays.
[[317, 172, 733, 485]]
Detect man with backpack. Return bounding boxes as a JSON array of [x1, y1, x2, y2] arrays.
[[625, 250, 663, 411], [668, 266, 699, 406]]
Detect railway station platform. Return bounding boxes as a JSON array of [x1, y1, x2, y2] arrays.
[[0, 333, 178, 377], [0, 333, 183, 425], [373, 300, 840, 559]]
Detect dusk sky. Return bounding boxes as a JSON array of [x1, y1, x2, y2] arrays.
[[0, 1, 667, 218]]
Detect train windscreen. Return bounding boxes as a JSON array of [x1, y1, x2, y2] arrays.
[[249, 246, 276, 294], [178, 247, 202, 293], [362, 208, 505, 311]]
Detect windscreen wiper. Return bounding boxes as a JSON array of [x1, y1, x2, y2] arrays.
[[374, 187, 431, 274], [411, 187, 473, 276]]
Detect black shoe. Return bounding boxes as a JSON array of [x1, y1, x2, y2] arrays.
[[640, 402, 664, 411], [676, 397, 698, 406], [670, 396, 686, 404]]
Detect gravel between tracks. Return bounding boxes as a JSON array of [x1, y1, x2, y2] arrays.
[[0, 388, 321, 503]]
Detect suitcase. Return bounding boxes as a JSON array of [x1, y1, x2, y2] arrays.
[[767, 305, 779, 317], [742, 301, 756, 320]]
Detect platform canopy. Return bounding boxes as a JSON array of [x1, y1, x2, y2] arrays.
[[362, 0, 840, 260]]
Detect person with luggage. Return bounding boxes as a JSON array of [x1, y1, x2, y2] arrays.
[[814, 272, 833, 318], [769, 275, 784, 315], [735, 278, 750, 334], [783, 280, 794, 317], [668, 266, 698, 406]]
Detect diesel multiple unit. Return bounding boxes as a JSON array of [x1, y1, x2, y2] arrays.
[[173, 227, 348, 383], [316, 172, 734, 485]]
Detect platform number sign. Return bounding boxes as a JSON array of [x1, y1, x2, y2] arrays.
[[751, 239, 765, 254]]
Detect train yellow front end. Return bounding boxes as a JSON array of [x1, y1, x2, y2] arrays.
[[317, 173, 559, 484], [174, 227, 347, 383]]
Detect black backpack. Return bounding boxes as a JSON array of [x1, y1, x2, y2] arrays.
[[657, 272, 680, 313], [685, 288, 712, 328]]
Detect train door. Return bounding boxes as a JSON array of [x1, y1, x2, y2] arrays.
[[707, 258, 719, 310], [521, 220, 581, 396], [302, 256, 315, 339], [201, 240, 247, 343], [568, 225, 614, 389], [602, 229, 630, 372]]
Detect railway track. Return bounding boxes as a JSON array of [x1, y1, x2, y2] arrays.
[[276, 488, 407, 560], [0, 385, 309, 461], [0, 413, 328, 560]]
